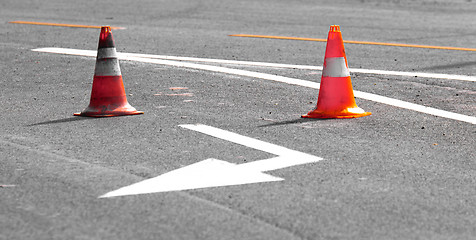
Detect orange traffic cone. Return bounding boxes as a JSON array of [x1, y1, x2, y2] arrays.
[[74, 26, 143, 117], [302, 25, 371, 119]]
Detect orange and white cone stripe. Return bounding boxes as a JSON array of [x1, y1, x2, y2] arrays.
[[322, 57, 350, 77], [94, 48, 121, 76]]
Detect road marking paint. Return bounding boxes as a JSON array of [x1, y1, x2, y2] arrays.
[[169, 87, 189, 90], [352, 90, 476, 124], [181, 124, 322, 172], [32, 47, 476, 124], [100, 124, 323, 197], [32, 47, 476, 82], [180, 124, 316, 161], [8, 21, 125, 29], [348, 68, 476, 82], [165, 93, 194, 96], [100, 158, 284, 198], [119, 54, 476, 82], [230, 34, 476, 52]]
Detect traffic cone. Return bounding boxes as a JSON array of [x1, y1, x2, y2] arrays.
[[302, 25, 371, 119], [74, 26, 143, 117]]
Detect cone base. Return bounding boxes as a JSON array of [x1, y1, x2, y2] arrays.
[[301, 109, 371, 119], [74, 104, 144, 118], [74, 111, 144, 118]]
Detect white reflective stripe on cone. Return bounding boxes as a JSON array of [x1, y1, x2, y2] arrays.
[[94, 58, 122, 76], [96, 47, 118, 59], [322, 57, 350, 77]]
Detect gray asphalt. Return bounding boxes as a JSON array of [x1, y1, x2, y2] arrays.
[[1, 0, 476, 239]]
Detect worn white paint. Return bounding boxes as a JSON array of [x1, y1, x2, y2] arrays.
[[99, 124, 323, 198], [99, 158, 284, 198], [32, 47, 476, 124], [32, 47, 476, 82]]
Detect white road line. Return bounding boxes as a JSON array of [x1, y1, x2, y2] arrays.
[[32, 47, 476, 124], [180, 124, 299, 156], [100, 124, 323, 197], [124, 53, 476, 82], [32, 47, 476, 82], [180, 124, 322, 172], [122, 52, 324, 70], [349, 68, 476, 82]]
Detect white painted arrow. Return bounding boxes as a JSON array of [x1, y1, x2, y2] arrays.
[[99, 124, 323, 198]]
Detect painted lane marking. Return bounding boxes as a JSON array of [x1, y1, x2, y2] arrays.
[[31, 47, 476, 124], [348, 68, 476, 82], [8, 21, 125, 30], [32, 47, 476, 82], [230, 34, 476, 52], [100, 124, 323, 198], [100, 158, 284, 198], [179, 124, 322, 172]]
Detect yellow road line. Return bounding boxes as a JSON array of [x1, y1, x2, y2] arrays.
[[9, 21, 125, 30], [230, 34, 476, 52]]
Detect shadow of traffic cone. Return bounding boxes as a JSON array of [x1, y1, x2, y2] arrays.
[[74, 26, 143, 117], [302, 25, 371, 119]]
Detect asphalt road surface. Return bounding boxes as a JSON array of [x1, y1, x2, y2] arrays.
[[1, 0, 476, 239]]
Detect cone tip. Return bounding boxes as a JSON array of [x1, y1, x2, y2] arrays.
[[101, 26, 112, 39], [98, 26, 115, 48], [329, 25, 341, 32], [100, 26, 112, 36]]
